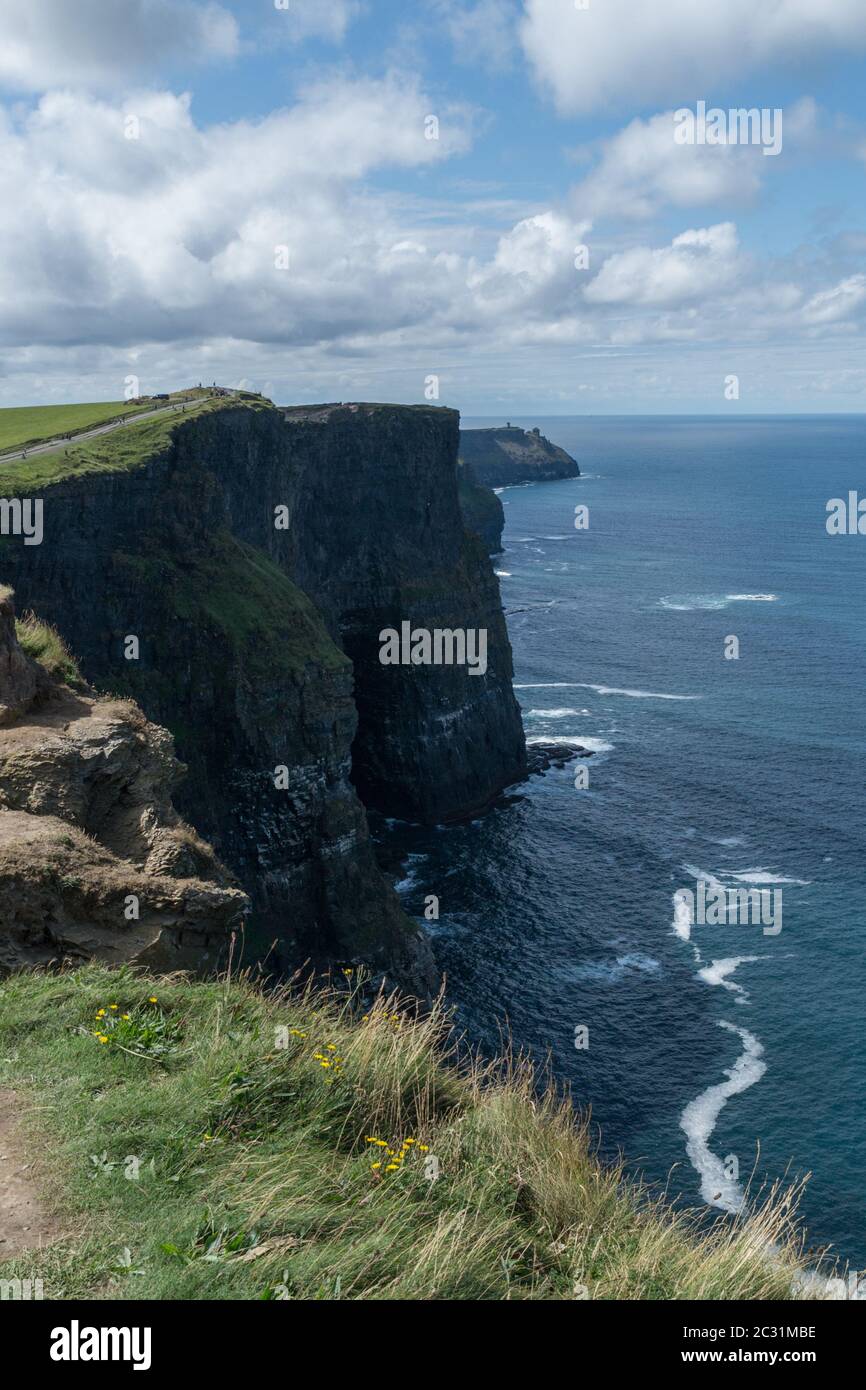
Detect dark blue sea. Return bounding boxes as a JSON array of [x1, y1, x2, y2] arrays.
[[385, 414, 866, 1270]]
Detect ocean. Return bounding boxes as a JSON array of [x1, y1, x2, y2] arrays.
[[384, 414, 866, 1270]]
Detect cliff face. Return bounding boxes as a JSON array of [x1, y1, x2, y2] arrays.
[[1, 399, 526, 985], [457, 458, 505, 555], [0, 592, 248, 975], [459, 425, 579, 487]]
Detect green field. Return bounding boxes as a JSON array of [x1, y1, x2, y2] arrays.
[[0, 400, 161, 454]]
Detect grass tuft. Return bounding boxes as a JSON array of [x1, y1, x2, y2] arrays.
[[15, 611, 84, 688]]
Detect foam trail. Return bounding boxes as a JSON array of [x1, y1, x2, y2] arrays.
[[727, 868, 812, 886], [698, 956, 762, 1003], [514, 681, 697, 700], [679, 1021, 766, 1213], [660, 592, 778, 612], [672, 889, 693, 943], [526, 707, 590, 718]]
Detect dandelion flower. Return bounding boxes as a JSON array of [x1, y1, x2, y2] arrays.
[[371, 1162, 381, 1170], [148, 996, 158, 1004], [385, 1164, 398, 1172]]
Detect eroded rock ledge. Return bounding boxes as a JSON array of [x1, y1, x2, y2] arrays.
[[0, 590, 247, 975]]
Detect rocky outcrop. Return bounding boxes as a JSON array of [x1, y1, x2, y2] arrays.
[[0, 596, 248, 975], [457, 460, 505, 555], [459, 425, 579, 487], [0, 589, 48, 724], [0, 399, 524, 987]]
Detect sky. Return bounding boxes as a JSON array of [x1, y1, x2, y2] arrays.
[[1, 0, 865, 413]]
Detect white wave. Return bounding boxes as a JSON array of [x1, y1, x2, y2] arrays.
[[698, 956, 762, 1002], [575, 682, 698, 701], [526, 707, 590, 718], [728, 593, 778, 602], [574, 954, 661, 983], [672, 890, 694, 943], [726, 867, 812, 886], [679, 1021, 767, 1213], [513, 680, 698, 700], [494, 570, 512, 577], [673, 865, 730, 943], [681, 863, 728, 891], [526, 735, 614, 753], [394, 853, 429, 895], [660, 593, 778, 612], [712, 835, 747, 847]]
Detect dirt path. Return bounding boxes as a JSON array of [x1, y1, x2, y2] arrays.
[[0, 1088, 61, 1258]]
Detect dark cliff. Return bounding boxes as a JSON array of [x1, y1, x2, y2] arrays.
[[0, 398, 526, 987], [457, 457, 505, 555], [459, 425, 579, 487]]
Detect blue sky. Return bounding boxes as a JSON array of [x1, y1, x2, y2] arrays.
[[0, 0, 864, 412]]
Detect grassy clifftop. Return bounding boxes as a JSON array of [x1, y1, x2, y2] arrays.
[[0, 396, 271, 496], [0, 964, 816, 1301]]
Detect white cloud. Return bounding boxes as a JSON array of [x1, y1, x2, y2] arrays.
[[277, 0, 361, 45], [0, 78, 477, 353], [520, 0, 866, 114], [0, 78, 861, 408], [0, 0, 239, 91], [434, 0, 519, 72], [585, 224, 740, 308], [571, 100, 819, 221], [802, 274, 866, 325]]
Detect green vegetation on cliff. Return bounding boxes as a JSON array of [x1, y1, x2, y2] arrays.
[[0, 964, 816, 1301], [14, 611, 83, 688]]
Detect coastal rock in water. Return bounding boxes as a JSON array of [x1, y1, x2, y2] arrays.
[[459, 424, 580, 488]]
